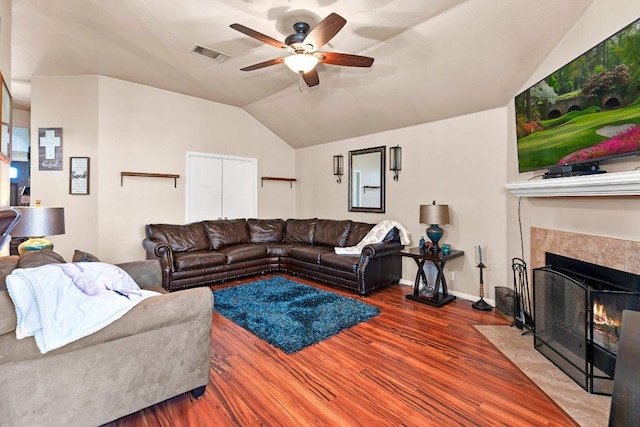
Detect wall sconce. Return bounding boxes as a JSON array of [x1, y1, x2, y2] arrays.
[[390, 145, 402, 181], [333, 154, 344, 183]]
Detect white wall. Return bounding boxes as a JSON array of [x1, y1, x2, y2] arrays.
[[30, 76, 100, 260], [296, 108, 510, 301], [31, 75, 295, 262], [13, 109, 30, 128]]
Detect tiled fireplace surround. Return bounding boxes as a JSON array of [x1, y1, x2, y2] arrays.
[[530, 227, 640, 274]]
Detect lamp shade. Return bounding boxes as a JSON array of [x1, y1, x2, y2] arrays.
[[12, 207, 66, 238], [419, 202, 449, 226]]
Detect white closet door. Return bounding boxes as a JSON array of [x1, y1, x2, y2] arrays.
[[222, 157, 256, 219], [188, 154, 223, 222], [186, 152, 256, 223]]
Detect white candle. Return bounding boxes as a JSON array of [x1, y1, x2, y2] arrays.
[[475, 245, 487, 265]]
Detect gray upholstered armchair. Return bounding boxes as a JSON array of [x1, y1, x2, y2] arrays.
[[0, 258, 213, 426]]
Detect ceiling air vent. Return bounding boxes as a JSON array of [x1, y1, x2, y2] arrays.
[[190, 44, 229, 63]]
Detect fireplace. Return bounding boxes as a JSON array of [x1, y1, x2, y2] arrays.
[[533, 253, 640, 395]]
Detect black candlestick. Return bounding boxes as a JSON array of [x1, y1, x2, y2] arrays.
[[472, 262, 492, 311]]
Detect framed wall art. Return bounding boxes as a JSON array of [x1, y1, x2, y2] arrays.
[[38, 127, 63, 170], [69, 157, 90, 195], [0, 73, 12, 164]]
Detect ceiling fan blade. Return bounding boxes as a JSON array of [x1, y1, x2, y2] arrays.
[[303, 13, 346, 51], [302, 68, 320, 87], [230, 23, 287, 49], [240, 57, 285, 71], [318, 52, 374, 67]]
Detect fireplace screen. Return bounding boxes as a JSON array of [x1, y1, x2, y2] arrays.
[[533, 253, 640, 395]]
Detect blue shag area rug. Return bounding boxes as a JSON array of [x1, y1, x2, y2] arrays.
[[213, 276, 380, 354]]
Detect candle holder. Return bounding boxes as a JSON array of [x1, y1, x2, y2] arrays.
[[472, 262, 492, 311]]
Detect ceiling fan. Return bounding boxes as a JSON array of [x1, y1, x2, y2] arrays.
[[230, 13, 374, 87]]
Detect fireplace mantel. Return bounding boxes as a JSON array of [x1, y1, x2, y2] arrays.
[[505, 170, 640, 197]]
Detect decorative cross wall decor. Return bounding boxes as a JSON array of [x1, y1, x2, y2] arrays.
[[38, 127, 63, 171]]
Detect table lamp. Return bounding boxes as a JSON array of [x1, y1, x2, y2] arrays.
[[11, 207, 66, 256], [419, 201, 449, 252]]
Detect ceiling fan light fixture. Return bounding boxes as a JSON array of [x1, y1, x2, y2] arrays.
[[284, 54, 319, 74]]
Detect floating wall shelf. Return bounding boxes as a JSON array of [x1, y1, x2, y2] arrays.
[[505, 170, 640, 197], [261, 177, 296, 188], [121, 172, 180, 188]]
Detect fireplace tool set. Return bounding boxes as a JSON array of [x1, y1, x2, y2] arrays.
[[512, 257, 534, 334]]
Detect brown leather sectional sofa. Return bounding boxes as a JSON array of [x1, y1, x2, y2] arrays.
[[143, 218, 403, 296]]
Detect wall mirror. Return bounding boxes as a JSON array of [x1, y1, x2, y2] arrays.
[[348, 146, 385, 213]]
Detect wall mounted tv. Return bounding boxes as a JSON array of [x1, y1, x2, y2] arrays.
[[515, 17, 640, 175]]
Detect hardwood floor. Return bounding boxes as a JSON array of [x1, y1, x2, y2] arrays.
[[104, 274, 577, 426]]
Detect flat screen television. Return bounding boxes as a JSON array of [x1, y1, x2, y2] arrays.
[[515, 17, 640, 174]]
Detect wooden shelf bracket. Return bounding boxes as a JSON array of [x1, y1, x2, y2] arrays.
[[261, 177, 296, 189]]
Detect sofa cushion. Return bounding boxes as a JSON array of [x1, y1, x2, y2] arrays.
[[289, 245, 333, 264], [320, 252, 360, 273], [0, 290, 17, 334], [203, 219, 250, 250], [345, 222, 375, 247], [247, 219, 285, 243], [72, 249, 100, 262], [314, 220, 352, 247], [146, 222, 210, 252], [217, 243, 268, 264], [17, 251, 66, 269], [0, 256, 19, 291], [174, 250, 226, 271], [284, 218, 317, 244], [266, 243, 293, 256]]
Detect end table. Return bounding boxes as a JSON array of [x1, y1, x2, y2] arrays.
[[399, 247, 464, 308]]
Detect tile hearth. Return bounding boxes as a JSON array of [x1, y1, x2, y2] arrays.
[[476, 325, 611, 427]]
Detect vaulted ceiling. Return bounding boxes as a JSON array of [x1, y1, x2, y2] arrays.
[[11, 0, 598, 148]]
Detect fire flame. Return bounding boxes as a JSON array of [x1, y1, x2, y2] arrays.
[[593, 302, 621, 327]]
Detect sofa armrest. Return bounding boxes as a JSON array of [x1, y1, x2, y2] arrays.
[[143, 238, 173, 260], [117, 260, 164, 290], [361, 241, 404, 259], [142, 238, 175, 290], [0, 291, 16, 336]]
